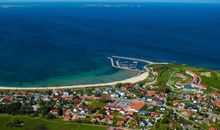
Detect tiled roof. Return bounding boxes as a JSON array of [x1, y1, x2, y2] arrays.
[[147, 90, 155, 97], [128, 110, 134, 115], [211, 92, 219, 97], [196, 84, 208, 89], [130, 102, 145, 111], [4, 95, 12, 100], [50, 109, 58, 113], [215, 102, 220, 107]]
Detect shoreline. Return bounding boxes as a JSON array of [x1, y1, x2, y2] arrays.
[[0, 72, 149, 90]]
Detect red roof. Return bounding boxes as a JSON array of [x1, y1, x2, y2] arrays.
[[52, 96, 60, 99], [64, 96, 71, 99], [159, 92, 166, 96], [130, 102, 145, 111], [64, 115, 71, 121], [117, 121, 123, 126], [211, 92, 219, 97], [4, 95, 12, 100], [140, 89, 147, 95], [50, 109, 58, 113], [186, 70, 199, 82], [181, 82, 191, 86], [148, 90, 155, 97], [181, 70, 199, 87], [209, 127, 218, 130], [108, 115, 114, 120], [215, 102, 220, 107], [121, 85, 132, 90], [63, 109, 70, 115], [196, 84, 208, 89], [150, 112, 160, 118], [197, 93, 205, 99], [97, 114, 104, 118], [182, 109, 194, 115], [128, 110, 134, 115]]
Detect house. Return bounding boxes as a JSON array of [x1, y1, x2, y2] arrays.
[[119, 108, 126, 115], [116, 115, 129, 126], [121, 85, 132, 90], [197, 93, 205, 100], [195, 84, 208, 90], [129, 102, 145, 112], [159, 92, 166, 97], [72, 114, 80, 120], [52, 95, 60, 100], [181, 109, 194, 117], [211, 92, 219, 99], [215, 102, 220, 107], [127, 110, 134, 115], [186, 70, 199, 83], [64, 115, 71, 121], [32, 105, 40, 111], [50, 109, 58, 115], [43, 96, 50, 101], [97, 114, 104, 119], [209, 127, 218, 130], [150, 112, 161, 119], [181, 70, 199, 88], [4, 95, 12, 100], [117, 121, 124, 126], [147, 90, 155, 97], [63, 109, 71, 116], [108, 115, 114, 120], [63, 96, 71, 101], [110, 94, 119, 98]]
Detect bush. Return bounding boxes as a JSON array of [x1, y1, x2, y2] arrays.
[[6, 119, 24, 128]]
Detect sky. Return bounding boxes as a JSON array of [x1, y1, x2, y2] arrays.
[[0, 0, 219, 3]]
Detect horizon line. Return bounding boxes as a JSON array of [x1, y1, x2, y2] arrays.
[[0, 0, 220, 3]]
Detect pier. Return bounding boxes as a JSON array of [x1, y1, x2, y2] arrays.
[[108, 56, 169, 72], [108, 57, 144, 72], [112, 56, 155, 64]]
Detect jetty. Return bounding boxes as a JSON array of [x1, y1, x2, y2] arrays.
[[112, 56, 155, 64], [108, 56, 168, 72]]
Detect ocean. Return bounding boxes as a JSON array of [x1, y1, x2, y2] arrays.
[[0, 2, 220, 87]]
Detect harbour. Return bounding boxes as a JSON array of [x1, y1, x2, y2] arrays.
[[108, 56, 168, 72]]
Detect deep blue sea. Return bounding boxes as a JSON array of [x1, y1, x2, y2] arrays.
[[0, 2, 220, 87]]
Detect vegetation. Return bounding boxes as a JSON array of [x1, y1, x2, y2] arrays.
[[84, 98, 107, 107], [150, 63, 220, 91], [6, 118, 24, 128], [0, 115, 106, 130]]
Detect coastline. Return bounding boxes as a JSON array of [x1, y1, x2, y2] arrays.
[[0, 72, 149, 90]]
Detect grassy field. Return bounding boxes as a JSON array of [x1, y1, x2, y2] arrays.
[[0, 114, 106, 130], [150, 64, 220, 91], [84, 98, 107, 107]]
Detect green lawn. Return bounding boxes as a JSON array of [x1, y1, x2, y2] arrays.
[[150, 64, 220, 91], [84, 98, 107, 107], [0, 114, 106, 130]]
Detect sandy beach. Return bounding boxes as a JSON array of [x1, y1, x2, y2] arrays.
[[0, 72, 149, 90]]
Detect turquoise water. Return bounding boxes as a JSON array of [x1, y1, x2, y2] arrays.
[[0, 2, 220, 87]]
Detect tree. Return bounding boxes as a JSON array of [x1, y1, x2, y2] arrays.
[[6, 119, 24, 128], [47, 113, 55, 119], [161, 115, 170, 123], [58, 107, 63, 116]]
